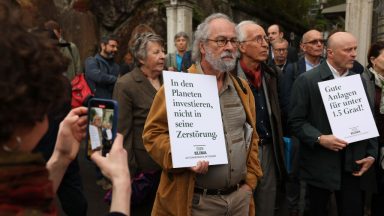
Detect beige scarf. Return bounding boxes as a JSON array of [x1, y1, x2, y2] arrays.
[[369, 67, 384, 114]]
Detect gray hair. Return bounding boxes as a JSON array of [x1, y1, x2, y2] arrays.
[[174, 31, 189, 41], [236, 20, 257, 42], [191, 13, 234, 62], [132, 32, 164, 66]]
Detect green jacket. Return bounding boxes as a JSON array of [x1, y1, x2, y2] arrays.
[[59, 39, 81, 80]]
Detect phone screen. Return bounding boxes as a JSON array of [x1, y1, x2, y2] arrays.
[[87, 99, 118, 158]]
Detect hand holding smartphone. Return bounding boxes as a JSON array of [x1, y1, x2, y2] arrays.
[[86, 98, 118, 159]]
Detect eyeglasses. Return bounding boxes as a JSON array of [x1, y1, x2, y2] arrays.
[[242, 35, 270, 44], [303, 39, 325, 45], [273, 48, 288, 53], [206, 37, 239, 47]]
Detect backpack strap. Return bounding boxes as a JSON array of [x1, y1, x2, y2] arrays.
[[231, 74, 247, 94], [65, 43, 79, 76]]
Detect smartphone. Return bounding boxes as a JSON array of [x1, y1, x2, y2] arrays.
[[86, 98, 118, 159]]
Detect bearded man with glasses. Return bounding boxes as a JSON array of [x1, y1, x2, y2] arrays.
[[235, 20, 286, 216], [143, 13, 262, 216]]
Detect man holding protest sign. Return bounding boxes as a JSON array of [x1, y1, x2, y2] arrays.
[[143, 13, 262, 216], [288, 32, 377, 216]]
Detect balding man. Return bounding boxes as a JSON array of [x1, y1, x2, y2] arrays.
[[279, 29, 325, 216], [236, 20, 286, 216], [288, 32, 377, 216], [300, 30, 325, 74], [143, 13, 262, 216], [280, 30, 325, 116]]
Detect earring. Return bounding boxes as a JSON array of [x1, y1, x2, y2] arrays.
[[2, 136, 22, 152]]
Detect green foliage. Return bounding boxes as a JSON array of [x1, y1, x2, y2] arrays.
[[192, 6, 204, 23], [326, 0, 346, 7], [244, 0, 317, 31]]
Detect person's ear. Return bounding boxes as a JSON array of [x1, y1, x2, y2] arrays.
[[238, 42, 246, 53], [199, 42, 206, 55], [300, 43, 306, 52], [138, 57, 146, 65], [370, 56, 376, 65], [100, 43, 106, 51]]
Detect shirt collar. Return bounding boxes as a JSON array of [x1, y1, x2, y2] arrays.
[[305, 57, 321, 71], [220, 70, 232, 94], [326, 60, 349, 78]]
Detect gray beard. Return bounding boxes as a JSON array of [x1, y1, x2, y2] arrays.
[[205, 50, 238, 73]]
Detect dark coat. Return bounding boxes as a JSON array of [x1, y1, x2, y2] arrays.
[[289, 61, 377, 191], [236, 61, 287, 180], [361, 68, 376, 107], [112, 67, 161, 175], [278, 57, 306, 135], [85, 53, 119, 99]]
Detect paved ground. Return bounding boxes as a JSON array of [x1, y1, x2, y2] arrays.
[[56, 144, 340, 216]]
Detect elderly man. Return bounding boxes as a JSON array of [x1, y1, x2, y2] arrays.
[[235, 20, 286, 216], [280, 30, 325, 109], [299, 30, 325, 74], [289, 32, 377, 216], [280, 28, 325, 146], [143, 13, 262, 216]]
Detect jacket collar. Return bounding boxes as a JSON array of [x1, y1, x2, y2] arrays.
[[131, 67, 146, 82], [318, 61, 357, 81], [131, 66, 163, 84], [318, 61, 335, 81]]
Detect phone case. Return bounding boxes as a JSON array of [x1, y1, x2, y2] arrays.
[[86, 98, 118, 159]]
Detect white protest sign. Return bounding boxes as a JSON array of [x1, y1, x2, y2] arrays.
[[318, 74, 379, 143], [89, 125, 101, 150], [163, 71, 228, 168]]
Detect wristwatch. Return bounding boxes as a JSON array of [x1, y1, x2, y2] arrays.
[[315, 136, 321, 144]]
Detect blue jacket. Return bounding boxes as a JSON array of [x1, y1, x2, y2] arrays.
[[85, 53, 119, 99]]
